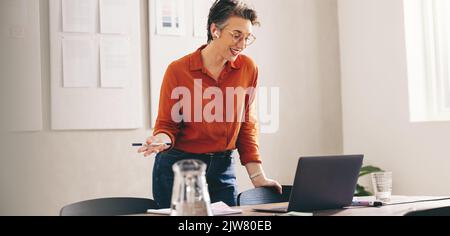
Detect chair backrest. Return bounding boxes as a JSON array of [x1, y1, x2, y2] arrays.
[[237, 185, 292, 206], [404, 206, 450, 216], [60, 197, 159, 216]]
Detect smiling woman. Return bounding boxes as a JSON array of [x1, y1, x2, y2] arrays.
[[140, 0, 282, 209]]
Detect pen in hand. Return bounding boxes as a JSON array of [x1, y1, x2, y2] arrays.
[[134, 142, 172, 157], [132, 143, 172, 147]]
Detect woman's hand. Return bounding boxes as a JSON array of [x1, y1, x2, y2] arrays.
[[137, 133, 172, 157], [245, 162, 282, 194], [251, 175, 283, 194]]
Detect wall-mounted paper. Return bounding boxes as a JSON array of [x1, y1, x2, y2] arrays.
[[62, 37, 97, 88], [193, 0, 214, 38], [62, 0, 97, 33], [50, 0, 142, 130], [0, 0, 43, 131], [100, 0, 130, 34], [1, 0, 27, 39], [100, 36, 130, 88], [1, 0, 28, 27], [155, 0, 185, 36]]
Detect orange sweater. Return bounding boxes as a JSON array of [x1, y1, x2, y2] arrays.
[[153, 45, 261, 165]]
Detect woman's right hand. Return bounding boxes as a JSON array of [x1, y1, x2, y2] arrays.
[[137, 133, 172, 157]]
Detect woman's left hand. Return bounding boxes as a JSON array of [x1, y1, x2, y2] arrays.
[[251, 177, 282, 194]]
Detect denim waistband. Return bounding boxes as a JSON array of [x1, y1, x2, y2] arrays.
[[170, 148, 235, 157]]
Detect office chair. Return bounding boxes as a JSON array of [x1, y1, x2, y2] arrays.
[[237, 185, 292, 206], [404, 206, 450, 216], [60, 197, 159, 216]]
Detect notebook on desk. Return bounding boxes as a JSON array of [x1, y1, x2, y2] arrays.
[[147, 201, 242, 216], [254, 155, 363, 213]]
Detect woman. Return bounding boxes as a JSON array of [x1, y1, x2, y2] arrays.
[[138, 0, 281, 208]]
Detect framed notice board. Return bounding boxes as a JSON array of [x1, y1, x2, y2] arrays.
[[49, 0, 142, 130]]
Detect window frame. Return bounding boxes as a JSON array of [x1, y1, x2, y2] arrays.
[[405, 0, 450, 122], [422, 0, 450, 120]]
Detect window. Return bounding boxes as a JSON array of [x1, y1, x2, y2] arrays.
[[404, 0, 450, 121]]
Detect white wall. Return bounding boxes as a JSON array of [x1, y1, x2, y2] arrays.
[[244, 0, 343, 189], [0, 0, 342, 215], [338, 0, 450, 195]]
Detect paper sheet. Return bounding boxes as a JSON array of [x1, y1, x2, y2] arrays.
[[100, 36, 130, 88], [62, 0, 97, 33], [383, 196, 450, 205], [147, 202, 243, 216], [62, 37, 97, 88], [352, 195, 450, 206], [99, 0, 130, 34], [155, 0, 185, 36], [1, 0, 28, 26], [0, 0, 43, 131]]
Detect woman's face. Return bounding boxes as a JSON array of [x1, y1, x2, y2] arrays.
[[212, 16, 254, 62]]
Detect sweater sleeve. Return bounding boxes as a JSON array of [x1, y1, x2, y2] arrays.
[[236, 66, 262, 165], [153, 64, 182, 146]]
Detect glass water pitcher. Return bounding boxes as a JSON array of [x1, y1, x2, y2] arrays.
[[170, 159, 213, 216]]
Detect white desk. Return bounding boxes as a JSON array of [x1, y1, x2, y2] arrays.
[[236, 196, 450, 216], [140, 196, 450, 216]]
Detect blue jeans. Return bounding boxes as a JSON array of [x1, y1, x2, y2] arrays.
[[152, 148, 237, 209]]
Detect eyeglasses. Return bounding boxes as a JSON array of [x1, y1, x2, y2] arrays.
[[225, 30, 256, 46]]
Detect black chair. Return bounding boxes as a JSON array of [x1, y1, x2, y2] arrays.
[[404, 206, 450, 216], [237, 185, 292, 206], [60, 197, 159, 216]]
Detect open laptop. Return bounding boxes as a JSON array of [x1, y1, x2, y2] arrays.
[[254, 155, 363, 213]]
